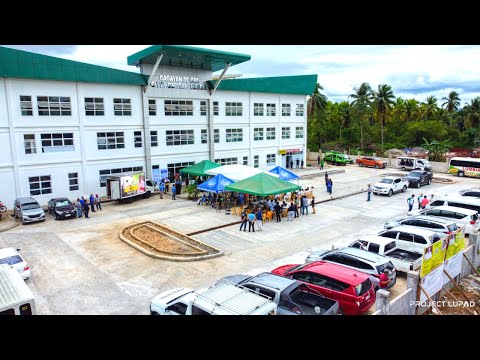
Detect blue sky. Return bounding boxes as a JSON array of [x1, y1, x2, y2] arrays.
[[5, 45, 480, 105]]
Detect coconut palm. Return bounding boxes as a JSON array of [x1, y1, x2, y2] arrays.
[[373, 84, 395, 152], [463, 97, 480, 129], [307, 83, 327, 117], [441, 91, 460, 112], [349, 82, 373, 150], [421, 96, 438, 120], [404, 99, 419, 122]]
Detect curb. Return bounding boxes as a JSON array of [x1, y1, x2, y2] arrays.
[[0, 215, 19, 233]]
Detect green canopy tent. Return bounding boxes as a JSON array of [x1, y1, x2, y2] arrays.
[[179, 160, 221, 177], [224, 172, 301, 196]]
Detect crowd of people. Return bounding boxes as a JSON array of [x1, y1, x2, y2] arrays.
[[75, 194, 102, 218]]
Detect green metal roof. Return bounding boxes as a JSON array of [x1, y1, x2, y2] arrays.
[[209, 75, 318, 95], [127, 45, 251, 72], [0, 46, 148, 85]]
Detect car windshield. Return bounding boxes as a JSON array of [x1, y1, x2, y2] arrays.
[[22, 202, 40, 210], [55, 200, 70, 208], [376, 261, 394, 274], [448, 224, 459, 232], [355, 278, 372, 296], [408, 172, 421, 178], [380, 179, 393, 184], [0, 255, 23, 265]]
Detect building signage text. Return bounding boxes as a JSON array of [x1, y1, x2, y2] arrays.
[[150, 75, 208, 90]]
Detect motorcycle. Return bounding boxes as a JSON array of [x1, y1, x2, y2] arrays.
[[0, 201, 6, 213]]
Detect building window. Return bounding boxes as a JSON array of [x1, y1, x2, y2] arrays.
[[99, 167, 143, 187], [167, 162, 194, 180], [68, 172, 79, 191], [24, 134, 36, 154], [254, 128, 264, 141], [213, 101, 219, 116], [37, 96, 71, 116], [164, 100, 193, 116], [113, 98, 131, 116], [266, 127, 276, 140], [150, 131, 158, 147], [166, 130, 194, 146], [254, 155, 259, 168], [267, 103, 276, 116], [41, 133, 74, 153], [226, 128, 243, 143], [20, 96, 33, 116], [215, 157, 238, 165], [149, 99, 157, 116], [295, 126, 304, 139], [200, 101, 207, 116], [296, 104, 304, 116], [225, 102, 242, 116], [134, 131, 143, 148], [85, 98, 104, 116], [282, 104, 291, 116], [29, 175, 51, 196], [282, 127, 291, 139], [267, 154, 276, 164], [243, 156, 248, 165], [201, 129, 208, 144], [97, 132, 125, 150], [214, 129, 219, 143], [254, 103, 264, 116]]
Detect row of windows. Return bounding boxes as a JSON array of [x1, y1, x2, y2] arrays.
[[214, 154, 276, 167], [19, 96, 305, 118], [23, 133, 75, 154], [28, 172, 79, 196]]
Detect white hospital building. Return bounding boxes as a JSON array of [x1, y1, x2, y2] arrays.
[[0, 45, 316, 208]]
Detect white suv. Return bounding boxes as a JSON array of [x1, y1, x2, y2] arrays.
[[0, 248, 30, 280]]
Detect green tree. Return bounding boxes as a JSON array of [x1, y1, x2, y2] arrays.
[[421, 95, 438, 120], [463, 97, 480, 129], [373, 84, 395, 153], [441, 91, 460, 112], [307, 83, 328, 151], [421, 138, 451, 162], [404, 99, 419, 122], [349, 82, 373, 150], [307, 83, 327, 117]]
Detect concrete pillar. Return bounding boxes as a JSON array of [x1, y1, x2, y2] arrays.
[[406, 271, 420, 315], [375, 289, 390, 315], [471, 233, 480, 268], [388, 154, 392, 167]]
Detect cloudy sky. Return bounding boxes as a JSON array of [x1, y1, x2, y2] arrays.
[[5, 45, 480, 105]]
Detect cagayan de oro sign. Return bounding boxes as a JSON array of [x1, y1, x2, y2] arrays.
[[150, 75, 208, 90]]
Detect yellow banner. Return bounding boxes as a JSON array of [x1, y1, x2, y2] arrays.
[[445, 227, 465, 260], [420, 240, 446, 278]]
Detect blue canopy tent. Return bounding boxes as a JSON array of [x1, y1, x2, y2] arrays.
[[197, 174, 235, 194], [269, 166, 299, 181]]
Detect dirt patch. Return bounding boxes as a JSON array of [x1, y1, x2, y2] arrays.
[[121, 221, 222, 260]]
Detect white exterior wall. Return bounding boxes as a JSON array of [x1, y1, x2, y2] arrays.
[[0, 71, 308, 209]]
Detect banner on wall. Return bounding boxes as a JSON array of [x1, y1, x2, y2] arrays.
[[152, 169, 161, 185], [161, 169, 168, 180], [420, 264, 444, 302], [420, 240, 446, 278], [445, 227, 465, 260]]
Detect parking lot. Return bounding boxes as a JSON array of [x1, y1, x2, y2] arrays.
[[0, 164, 476, 315]]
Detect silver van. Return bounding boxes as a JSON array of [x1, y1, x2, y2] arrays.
[[13, 197, 45, 224]]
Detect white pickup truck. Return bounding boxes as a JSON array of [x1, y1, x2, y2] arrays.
[[349, 235, 422, 272], [372, 176, 409, 197], [150, 281, 277, 315]]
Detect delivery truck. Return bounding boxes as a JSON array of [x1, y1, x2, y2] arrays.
[[105, 171, 155, 203], [0, 264, 36, 315]]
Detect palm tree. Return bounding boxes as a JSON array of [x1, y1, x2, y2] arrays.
[[463, 97, 480, 129], [421, 96, 438, 120], [404, 99, 419, 122], [349, 82, 373, 150], [307, 83, 327, 117], [441, 91, 460, 112], [373, 84, 395, 153]]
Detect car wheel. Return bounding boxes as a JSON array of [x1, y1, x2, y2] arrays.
[[21, 218, 25, 225], [417, 182, 421, 188], [458, 172, 465, 177], [54, 213, 58, 220], [428, 179, 432, 185], [151, 311, 160, 315], [359, 162, 364, 167], [375, 164, 380, 169], [388, 189, 393, 197], [402, 186, 407, 193], [401, 167, 406, 171]]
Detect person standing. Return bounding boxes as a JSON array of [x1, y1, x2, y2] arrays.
[[379, 269, 390, 289], [171, 184, 176, 200], [239, 210, 248, 231], [95, 194, 102, 211], [311, 197, 316, 214], [164, 177, 170, 193], [317, 155, 321, 166], [301, 196, 309, 215], [255, 208, 263, 232], [417, 193, 423, 210], [325, 172, 329, 192], [83, 200, 90, 218], [248, 212, 256, 232], [290, 159, 293, 169], [89, 193, 96, 212], [274, 201, 282, 222], [407, 195, 415, 212], [320, 159, 324, 170], [159, 181, 165, 199], [287, 202, 295, 221], [301, 159, 304, 169], [296, 158, 300, 168], [76, 198, 83, 218], [421, 195, 429, 209], [367, 184, 372, 201], [327, 178, 333, 195]]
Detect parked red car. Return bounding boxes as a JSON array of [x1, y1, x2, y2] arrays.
[[272, 261, 375, 315]]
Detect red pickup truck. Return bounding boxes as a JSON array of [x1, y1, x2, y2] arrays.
[[356, 156, 387, 169]]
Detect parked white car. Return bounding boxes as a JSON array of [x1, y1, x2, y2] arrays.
[[376, 225, 441, 254], [0, 248, 30, 280], [372, 176, 409, 196]]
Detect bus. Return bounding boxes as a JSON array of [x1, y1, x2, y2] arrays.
[[448, 157, 480, 178]]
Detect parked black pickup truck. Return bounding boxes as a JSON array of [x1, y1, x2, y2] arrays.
[[404, 170, 433, 188], [218, 273, 340, 315]]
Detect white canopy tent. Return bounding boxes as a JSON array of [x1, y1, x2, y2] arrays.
[[205, 164, 279, 182]]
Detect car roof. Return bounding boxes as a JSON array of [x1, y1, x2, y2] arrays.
[[246, 273, 296, 291], [358, 234, 398, 246], [459, 188, 480, 194], [51, 197, 70, 202], [298, 261, 369, 285], [16, 197, 38, 204], [332, 247, 390, 265], [385, 225, 437, 237], [422, 205, 477, 215], [382, 176, 398, 180], [434, 195, 480, 206], [0, 248, 22, 259], [406, 215, 456, 225]]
